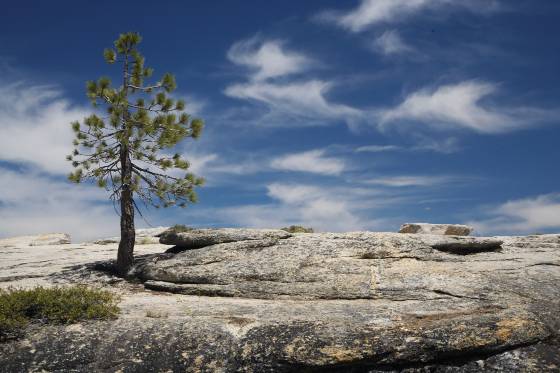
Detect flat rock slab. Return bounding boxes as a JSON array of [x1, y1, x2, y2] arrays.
[[0, 233, 71, 247], [140, 232, 549, 303], [158, 228, 292, 249], [1, 231, 559, 372], [399, 223, 473, 236]]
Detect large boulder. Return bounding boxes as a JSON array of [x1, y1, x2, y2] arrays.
[[0, 233, 71, 247], [157, 227, 292, 249], [399, 223, 474, 236], [1, 230, 559, 372], [139, 232, 509, 300]]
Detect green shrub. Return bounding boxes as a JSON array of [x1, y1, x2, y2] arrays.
[[281, 225, 314, 234], [0, 286, 119, 341], [168, 224, 194, 233]]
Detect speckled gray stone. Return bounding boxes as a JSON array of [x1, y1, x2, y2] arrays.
[[399, 223, 474, 236], [1, 231, 559, 372]]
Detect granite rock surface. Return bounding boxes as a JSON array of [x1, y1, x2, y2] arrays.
[[399, 223, 474, 236], [1, 230, 559, 372]]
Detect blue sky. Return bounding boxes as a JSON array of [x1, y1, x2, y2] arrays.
[[1, 1, 559, 241]]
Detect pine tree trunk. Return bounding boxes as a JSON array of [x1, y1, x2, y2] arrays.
[[116, 146, 135, 276], [116, 52, 135, 276]]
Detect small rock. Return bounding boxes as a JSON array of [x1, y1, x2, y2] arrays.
[[399, 223, 473, 236]]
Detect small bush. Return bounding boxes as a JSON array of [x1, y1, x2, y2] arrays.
[[168, 224, 194, 233], [0, 286, 119, 341], [281, 225, 314, 234]]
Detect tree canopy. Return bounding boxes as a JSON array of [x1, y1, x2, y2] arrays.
[[67, 32, 204, 210], [67, 32, 204, 274]]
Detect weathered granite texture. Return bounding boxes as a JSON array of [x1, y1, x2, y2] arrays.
[[1, 230, 559, 372], [140, 233, 509, 300], [399, 223, 474, 236], [0, 233, 71, 247], [158, 227, 292, 249]]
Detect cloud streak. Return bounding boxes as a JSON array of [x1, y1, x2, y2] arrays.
[[271, 149, 346, 176], [209, 183, 388, 232], [0, 167, 118, 242], [227, 37, 313, 81], [470, 194, 560, 234], [0, 82, 88, 174], [380, 81, 557, 134], [317, 0, 501, 32], [364, 175, 458, 187], [224, 37, 362, 127], [371, 30, 414, 55], [356, 138, 461, 154]]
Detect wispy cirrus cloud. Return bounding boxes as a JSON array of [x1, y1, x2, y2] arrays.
[[379, 80, 558, 134], [371, 30, 414, 55], [0, 82, 88, 175], [0, 167, 118, 241], [224, 37, 362, 127], [316, 0, 501, 33], [469, 194, 560, 234], [356, 137, 460, 154], [0, 77, 214, 241], [270, 149, 346, 176], [363, 175, 459, 187], [356, 144, 403, 153], [227, 37, 313, 81], [208, 182, 389, 232]]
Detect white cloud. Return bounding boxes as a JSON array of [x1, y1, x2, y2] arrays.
[[224, 37, 363, 127], [317, 0, 500, 32], [364, 175, 455, 187], [470, 194, 560, 234], [267, 183, 324, 204], [270, 149, 346, 176], [179, 94, 206, 117], [187, 153, 265, 179], [372, 30, 414, 55], [356, 145, 402, 153], [178, 182, 404, 233], [225, 80, 360, 122], [186, 153, 219, 176], [380, 81, 556, 133], [0, 78, 213, 241], [356, 137, 460, 154], [412, 136, 461, 153], [227, 37, 313, 81], [213, 183, 379, 232], [265, 183, 387, 231], [0, 167, 118, 242], [0, 82, 88, 174]]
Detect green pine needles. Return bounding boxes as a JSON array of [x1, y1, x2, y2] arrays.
[[67, 32, 204, 209], [67, 32, 205, 274]]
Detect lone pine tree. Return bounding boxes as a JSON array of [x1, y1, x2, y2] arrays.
[[67, 32, 204, 275]]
